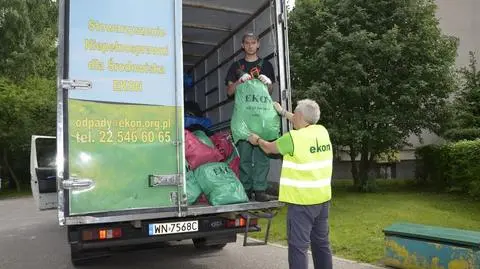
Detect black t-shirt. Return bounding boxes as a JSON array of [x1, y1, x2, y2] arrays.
[[225, 58, 276, 86]]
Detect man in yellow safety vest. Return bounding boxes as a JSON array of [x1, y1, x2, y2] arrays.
[[248, 99, 333, 269]]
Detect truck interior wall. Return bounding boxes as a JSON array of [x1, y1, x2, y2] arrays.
[[183, 1, 283, 184], [186, 6, 279, 125]]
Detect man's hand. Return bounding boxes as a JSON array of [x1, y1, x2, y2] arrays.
[[273, 102, 283, 114], [248, 133, 260, 145], [258, 74, 272, 85], [238, 73, 252, 83]]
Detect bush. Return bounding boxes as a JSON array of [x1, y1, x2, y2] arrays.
[[448, 140, 480, 196], [415, 140, 480, 197], [443, 128, 480, 142], [415, 144, 448, 188]]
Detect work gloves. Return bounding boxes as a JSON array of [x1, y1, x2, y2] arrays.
[[239, 73, 252, 83], [258, 74, 272, 85], [238, 73, 272, 86]]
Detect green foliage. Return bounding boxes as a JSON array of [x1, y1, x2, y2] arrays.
[[415, 140, 480, 198], [414, 144, 450, 188], [443, 128, 480, 142], [0, 76, 56, 190], [0, 0, 58, 82], [0, 77, 56, 150], [0, 0, 57, 190], [442, 52, 480, 142], [288, 0, 458, 190]]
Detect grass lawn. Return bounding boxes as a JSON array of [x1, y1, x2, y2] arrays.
[[251, 179, 480, 265]]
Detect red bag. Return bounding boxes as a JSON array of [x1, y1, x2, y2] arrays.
[[210, 131, 234, 160], [196, 194, 210, 205], [228, 156, 240, 179], [185, 129, 223, 170]]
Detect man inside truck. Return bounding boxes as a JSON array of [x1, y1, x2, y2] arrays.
[[225, 32, 276, 202]]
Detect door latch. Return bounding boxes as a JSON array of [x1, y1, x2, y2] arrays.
[[62, 178, 95, 190], [61, 79, 92, 90]]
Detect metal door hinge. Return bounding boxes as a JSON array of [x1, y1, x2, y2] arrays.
[[172, 140, 182, 146], [61, 79, 92, 90], [281, 89, 290, 100], [62, 178, 95, 190], [170, 191, 178, 204], [149, 174, 182, 187]]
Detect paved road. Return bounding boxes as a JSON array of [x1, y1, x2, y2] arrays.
[[0, 197, 384, 269]]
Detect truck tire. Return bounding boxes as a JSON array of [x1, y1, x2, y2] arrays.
[[192, 238, 227, 250]]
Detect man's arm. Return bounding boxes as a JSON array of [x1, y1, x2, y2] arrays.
[[274, 102, 294, 122], [258, 139, 279, 155], [248, 132, 294, 156], [227, 81, 240, 97], [282, 110, 294, 121]]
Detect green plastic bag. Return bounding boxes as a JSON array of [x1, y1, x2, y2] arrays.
[[186, 170, 202, 205], [194, 162, 249, 206], [193, 130, 215, 148], [230, 79, 281, 143]]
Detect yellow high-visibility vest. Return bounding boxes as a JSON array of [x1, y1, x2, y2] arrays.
[[279, 125, 333, 205]]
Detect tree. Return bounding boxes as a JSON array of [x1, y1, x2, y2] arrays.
[[442, 52, 480, 141], [0, 0, 57, 191], [0, 0, 57, 82], [288, 0, 458, 191], [0, 77, 56, 191]]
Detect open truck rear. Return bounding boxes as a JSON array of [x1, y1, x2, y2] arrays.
[[30, 0, 292, 265]]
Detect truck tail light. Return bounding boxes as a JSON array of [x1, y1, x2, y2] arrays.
[[225, 217, 257, 228], [82, 228, 122, 241]]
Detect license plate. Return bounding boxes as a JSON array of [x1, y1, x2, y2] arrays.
[[148, 220, 199, 236]]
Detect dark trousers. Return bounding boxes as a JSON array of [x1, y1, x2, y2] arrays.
[[236, 140, 270, 192], [287, 202, 332, 269]]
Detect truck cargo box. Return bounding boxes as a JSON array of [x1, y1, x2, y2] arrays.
[[31, 0, 292, 227]]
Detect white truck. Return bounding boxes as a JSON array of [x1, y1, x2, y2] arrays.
[[30, 0, 292, 265]]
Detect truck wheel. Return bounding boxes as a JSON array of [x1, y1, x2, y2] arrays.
[[192, 238, 227, 250]]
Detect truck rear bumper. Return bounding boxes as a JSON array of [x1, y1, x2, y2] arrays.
[[68, 214, 262, 251], [64, 201, 284, 225], [76, 226, 257, 250]]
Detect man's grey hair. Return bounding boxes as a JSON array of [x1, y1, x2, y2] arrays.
[[294, 99, 321, 124]]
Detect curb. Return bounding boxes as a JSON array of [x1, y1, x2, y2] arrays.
[[237, 235, 386, 269]]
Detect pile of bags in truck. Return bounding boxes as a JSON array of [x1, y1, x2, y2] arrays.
[[184, 122, 247, 206], [182, 76, 282, 206]]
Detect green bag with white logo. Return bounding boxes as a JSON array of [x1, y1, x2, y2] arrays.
[[194, 162, 249, 206], [186, 169, 202, 205], [230, 79, 281, 143]]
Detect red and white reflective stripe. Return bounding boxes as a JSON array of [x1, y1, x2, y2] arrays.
[[282, 160, 332, 171], [280, 177, 331, 188]]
